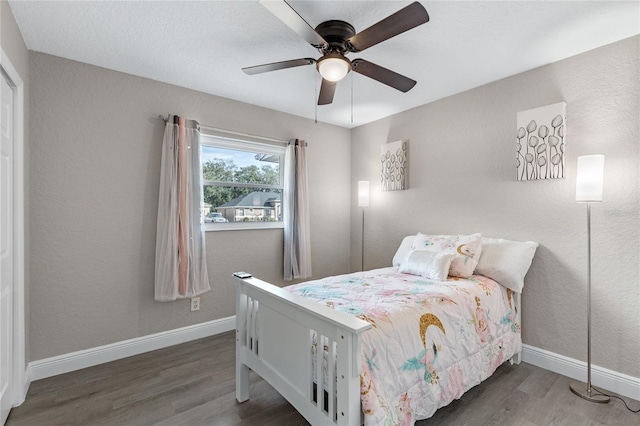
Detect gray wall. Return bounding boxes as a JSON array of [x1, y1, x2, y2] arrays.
[[1, 0, 30, 364], [28, 52, 351, 361], [24, 31, 640, 381], [350, 36, 639, 377]]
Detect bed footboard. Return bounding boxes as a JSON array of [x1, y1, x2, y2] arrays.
[[234, 276, 372, 426]]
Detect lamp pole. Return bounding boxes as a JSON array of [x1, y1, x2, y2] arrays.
[[358, 181, 369, 272], [361, 207, 365, 271]]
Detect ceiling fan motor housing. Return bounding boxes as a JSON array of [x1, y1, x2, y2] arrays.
[[314, 20, 356, 53]]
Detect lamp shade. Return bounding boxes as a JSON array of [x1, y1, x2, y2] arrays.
[[358, 181, 370, 207], [576, 155, 605, 202]]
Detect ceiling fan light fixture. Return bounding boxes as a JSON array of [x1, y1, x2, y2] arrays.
[[317, 54, 351, 82]]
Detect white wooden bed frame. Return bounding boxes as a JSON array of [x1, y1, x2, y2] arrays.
[[234, 275, 521, 426]]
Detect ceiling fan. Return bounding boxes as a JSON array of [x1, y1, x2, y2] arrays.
[[243, 0, 430, 105]]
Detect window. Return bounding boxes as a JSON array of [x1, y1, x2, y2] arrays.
[[200, 133, 285, 230]]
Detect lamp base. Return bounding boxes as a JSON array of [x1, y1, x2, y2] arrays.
[[569, 382, 610, 403]]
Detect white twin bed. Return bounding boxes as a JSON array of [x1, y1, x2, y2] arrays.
[[234, 233, 538, 425]]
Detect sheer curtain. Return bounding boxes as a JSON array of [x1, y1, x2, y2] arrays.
[[283, 139, 312, 281], [155, 115, 210, 301]]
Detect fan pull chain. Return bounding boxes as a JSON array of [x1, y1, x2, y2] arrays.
[[314, 69, 318, 124], [351, 71, 354, 124]]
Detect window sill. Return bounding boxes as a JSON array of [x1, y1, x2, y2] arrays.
[[203, 222, 284, 232]]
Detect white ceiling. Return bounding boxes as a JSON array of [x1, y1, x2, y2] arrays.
[[8, 1, 640, 128]]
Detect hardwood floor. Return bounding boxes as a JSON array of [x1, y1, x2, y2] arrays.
[[7, 331, 638, 425]]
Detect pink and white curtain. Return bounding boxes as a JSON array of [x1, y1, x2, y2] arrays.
[[283, 139, 312, 281], [155, 115, 210, 301]]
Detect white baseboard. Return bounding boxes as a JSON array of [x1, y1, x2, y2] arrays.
[[522, 344, 640, 401], [27, 316, 236, 383]]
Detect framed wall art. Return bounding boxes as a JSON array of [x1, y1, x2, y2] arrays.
[[516, 102, 566, 181], [381, 140, 408, 191]]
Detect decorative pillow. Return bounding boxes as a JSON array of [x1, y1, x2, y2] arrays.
[[392, 235, 416, 267], [399, 250, 455, 281], [411, 233, 483, 278], [474, 237, 538, 293]]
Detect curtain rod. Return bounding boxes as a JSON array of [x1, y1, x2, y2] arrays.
[[156, 115, 288, 145]]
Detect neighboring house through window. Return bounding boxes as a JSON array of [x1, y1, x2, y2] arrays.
[[200, 133, 285, 230]]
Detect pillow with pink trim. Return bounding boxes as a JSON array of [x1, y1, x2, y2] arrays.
[[411, 233, 483, 278]]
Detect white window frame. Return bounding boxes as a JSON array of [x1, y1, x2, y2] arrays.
[[200, 133, 286, 231]]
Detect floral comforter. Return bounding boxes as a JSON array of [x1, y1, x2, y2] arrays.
[[287, 267, 521, 426]]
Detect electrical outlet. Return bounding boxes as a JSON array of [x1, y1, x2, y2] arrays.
[[190, 297, 201, 312]]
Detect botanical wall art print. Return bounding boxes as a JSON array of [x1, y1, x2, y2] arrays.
[[516, 102, 566, 181], [381, 140, 408, 191]]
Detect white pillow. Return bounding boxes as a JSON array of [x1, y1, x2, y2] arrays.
[[399, 250, 455, 281], [411, 233, 483, 278], [474, 238, 538, 293], [392, 235, 416, 267]]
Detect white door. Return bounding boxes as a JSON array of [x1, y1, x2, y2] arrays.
[[0, 73, 14, 425]]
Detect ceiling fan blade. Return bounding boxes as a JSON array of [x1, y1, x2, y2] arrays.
[[260, 0, 327, 48], [352, 59, 416, 92], [242, 58, 315, 75], [318, 79, 337, 105], [347, 2, 429, 52]]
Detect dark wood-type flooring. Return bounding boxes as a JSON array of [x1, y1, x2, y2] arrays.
[[7, 331, 639, 425]]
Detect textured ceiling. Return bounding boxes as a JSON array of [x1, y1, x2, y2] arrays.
[[8, 1, 640, 128]]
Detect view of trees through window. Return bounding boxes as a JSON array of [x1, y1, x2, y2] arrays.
[[201, 142, 283, 224]]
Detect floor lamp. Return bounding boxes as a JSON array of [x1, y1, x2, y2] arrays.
[[570, 154, 609, 403], [358, 181, 369, 271]]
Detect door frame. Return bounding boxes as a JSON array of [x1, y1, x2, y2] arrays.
[[1, 47, 26, 406]]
